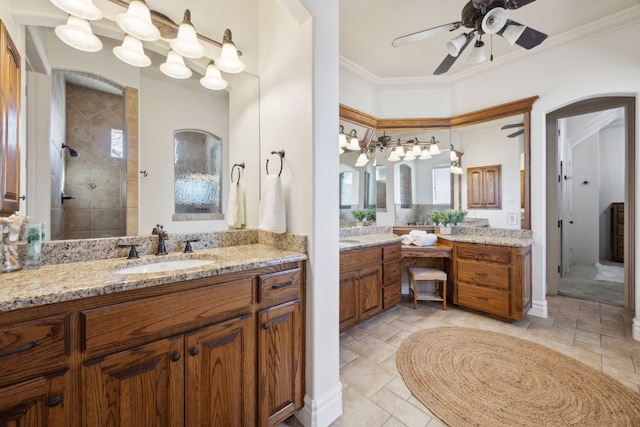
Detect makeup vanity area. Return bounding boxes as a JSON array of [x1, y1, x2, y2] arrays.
[[338, 98, 535, 329]]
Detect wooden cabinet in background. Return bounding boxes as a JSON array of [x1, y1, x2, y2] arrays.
[[340, 242, 402, 332], [339, 246, 383, 332], [611, 202, 624, 263], [453, 241, 531, 321], [0, 20, 21, 214], [467, 165, 501, 209]]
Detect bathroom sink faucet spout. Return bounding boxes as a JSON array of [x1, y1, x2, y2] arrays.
[[152, 224, 169, 255]]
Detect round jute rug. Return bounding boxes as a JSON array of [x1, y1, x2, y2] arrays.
[[396, 327, 640, 427]]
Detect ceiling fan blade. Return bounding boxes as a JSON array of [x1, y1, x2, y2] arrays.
[[506, 0, 538, 9], [501, 123, 524, 129], [392, 22, 462, 47], [433, 33, 474, 75], [514, 25, 548, 49], [508, 129, 525, 138]]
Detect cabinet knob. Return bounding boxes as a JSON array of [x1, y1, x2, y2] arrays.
[[47, 396, 63, 407], [171, 353, 181, 362], [263, 323, 269, 330], [190, 348, 199, 356]]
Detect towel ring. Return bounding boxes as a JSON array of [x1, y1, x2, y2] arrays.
[[231, 162, 245, 183], [266, 150, 285, 176]]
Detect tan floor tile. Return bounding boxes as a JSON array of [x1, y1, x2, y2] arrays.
[[384, 376, 412, 400], [386, 334, 406, 347], [362, 320, 403, 341], [381, 417, 408, 427], [602, 335, 640, 357], [602, 353, 636, 373], [279, 415, 306, 427], [340, 345, 360, 368], [545, 341, 602, 370], [330, 386, 390, 427], [552, 313, 578, 330], [340, 332, 358, 347], [602, 365, 640, 389], [578, 319, 627, 339], [390, 319, 423, 334], [371, 387, 433, 427], [379, 353, 399, 376], [340, 356, 394, 398], [348, 334, 398, 364]]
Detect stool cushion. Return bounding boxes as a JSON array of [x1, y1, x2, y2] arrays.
[[409, 267, 447, 281]]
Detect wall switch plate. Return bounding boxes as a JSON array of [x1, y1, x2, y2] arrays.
[[508, 213, 518, 225]]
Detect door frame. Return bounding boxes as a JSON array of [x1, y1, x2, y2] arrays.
[[546, 96, 635, 309]]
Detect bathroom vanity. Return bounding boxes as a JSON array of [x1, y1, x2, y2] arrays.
[[0, 243, 306, 427]]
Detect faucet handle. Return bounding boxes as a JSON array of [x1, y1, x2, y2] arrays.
[[183, 239, 200, 253], [118, 244, 139, 259]]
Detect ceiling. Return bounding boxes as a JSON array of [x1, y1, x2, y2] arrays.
[[339, 0, 640, 80]]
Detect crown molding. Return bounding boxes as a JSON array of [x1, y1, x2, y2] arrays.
[[340, 5, 640, 90]]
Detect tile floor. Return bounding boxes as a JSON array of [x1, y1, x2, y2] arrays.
[[281, 294, 640, 427]]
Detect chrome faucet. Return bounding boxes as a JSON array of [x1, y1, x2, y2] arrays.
[[152, 224, 168, 255]]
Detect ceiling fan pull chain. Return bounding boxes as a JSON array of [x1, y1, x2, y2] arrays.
[[490, 34, 494, 61]]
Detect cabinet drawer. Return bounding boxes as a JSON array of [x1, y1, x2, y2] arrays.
[[383, 244, 401, 261], [0, 315, 68, 386], [457, 282, 510, 317], [259, 268, 302, 305], [82, 279, 253, 354], [457, 259, 510, 290], [456, 242, 510, 263], [340, 247, 381, 271], [383, 283, 402, 309], [383, 260, 401, 285]]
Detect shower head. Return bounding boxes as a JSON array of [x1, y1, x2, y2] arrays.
[[61, 143, 79, 157]]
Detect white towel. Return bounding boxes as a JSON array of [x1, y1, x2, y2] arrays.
[[259, 175, 286, 233], [236, 179, 245, 227], [401, 230, 437, 246], [227, 181, 238, 227]]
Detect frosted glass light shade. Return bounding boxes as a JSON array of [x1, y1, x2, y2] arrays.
[[170, 10, 205, 59], [419, 147, 432, 160], [355, 153, 369, 167], [395, 145, 405, 158], [200, 62, 228, 90], [404, 150, 416, 161], [428, 143, 441, 155], [468, 41, 486, 64], [447, 33, 468, 57], [481, 7, 507, 35], [412, 144, 422, 156], [55, 15, 102, 52], [116, 0, 160, 42], [387, 150, 400, 162], [160, 50, 192, 79], [215, 30, 245, 74], [49, 0, 102, 21], [113, 35, 151, 67], [346, 131, 360, 151]]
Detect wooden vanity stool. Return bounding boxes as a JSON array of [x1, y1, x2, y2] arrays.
[[408, 267, 447, 310]]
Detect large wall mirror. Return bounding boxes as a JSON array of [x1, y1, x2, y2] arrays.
[[24, 27, 260, 240], [339, 97, 535, 230]]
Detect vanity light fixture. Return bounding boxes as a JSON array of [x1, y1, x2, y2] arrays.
[[387, 149, 401, 162], [200, 61, 228, 90], [49, 0, 102, 21], [404, 149, 416, 161], [427, 136, 441, 155], [338, 125, 349, 149], [419, 146, 432, 160], [355, 151, 369, 167], [160, 50, 192, 79], [411, 143, 422, 156], [170, 10, 205, 59], [346, 130, 361, 151], [450, 144, 464, 174], [215, 29, 246, 74], [113, 35, 152, 67], [394, 142, 406, 158], [55, 15, 103, 52], [116, 0, 160, 42]]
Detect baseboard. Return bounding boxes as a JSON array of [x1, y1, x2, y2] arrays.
[[633, 318, 640, 342], [528, 299, 548, 318], [295, 383, 343, 427]]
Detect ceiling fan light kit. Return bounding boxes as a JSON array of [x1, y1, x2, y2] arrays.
[[392, 0, 547, 75]]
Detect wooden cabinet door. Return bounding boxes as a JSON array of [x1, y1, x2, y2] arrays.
[[0, 21, 21, 213], [467, 168, 484, 208], [0, 370, 70, 427], [339, 270, 358, 332], [359, 265, 383, 321], [467, 165, 501, 209], [482, 165, 501, 208], [258, 300, 303, 427], [185, 314, 255, 427], [81, 336, 184, 427]]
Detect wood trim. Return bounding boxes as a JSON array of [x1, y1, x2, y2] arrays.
[[376, 117, 450, 130], [339, 104, 378, 129], [450, 96, 539, 128]]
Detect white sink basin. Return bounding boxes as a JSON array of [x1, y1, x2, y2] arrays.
[[114, 259, 215, 275]]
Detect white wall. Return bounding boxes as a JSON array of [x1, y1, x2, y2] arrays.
[[599, 124, 625, 260], [260, 1, 342, 426]]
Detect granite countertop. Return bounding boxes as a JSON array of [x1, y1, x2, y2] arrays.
[[436, 233, 532, 247], [0, 244, 307, 313], [339, 233, 402, 251]]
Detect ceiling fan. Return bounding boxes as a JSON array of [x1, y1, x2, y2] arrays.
[[392, 0, 547, 75], [501, 122, 524, 138]]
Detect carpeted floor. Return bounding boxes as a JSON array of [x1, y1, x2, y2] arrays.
[[559, 262, 624, 306], [396, 327, 640, 427]]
